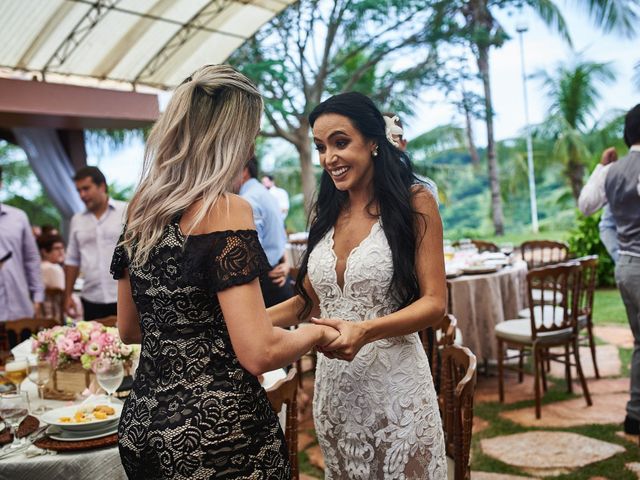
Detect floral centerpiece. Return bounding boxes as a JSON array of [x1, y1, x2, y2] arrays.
[[32, 321, 137, 398]]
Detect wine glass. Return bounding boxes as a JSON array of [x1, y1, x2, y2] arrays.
[[27, 355, 51, 414], [500, 242, 514, 256], [0, 392, 30, 449], [4, 357, 28, 394], [95, 358, 124, 405]]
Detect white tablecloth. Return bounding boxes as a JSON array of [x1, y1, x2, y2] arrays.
[[0, 368, 288, 480], [447, 261, 528, 361], [0, 381, 126, 480]]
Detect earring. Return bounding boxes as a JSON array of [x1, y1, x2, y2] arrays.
[[372, 145, 379, 157]]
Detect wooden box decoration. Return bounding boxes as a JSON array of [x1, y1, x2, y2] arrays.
[[44, 362, 95, 399]]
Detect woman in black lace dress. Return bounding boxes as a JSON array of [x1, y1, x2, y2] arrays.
[[111, 65, 339, 479]]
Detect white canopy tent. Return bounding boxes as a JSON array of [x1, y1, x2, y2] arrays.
[[0, 0, 294, 227], [0, 0, 294, 90]]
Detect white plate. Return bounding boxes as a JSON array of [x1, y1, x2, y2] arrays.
[[46, 424, 118, 442], [40, 403, 122, 431], [462, 266, 499, 275]]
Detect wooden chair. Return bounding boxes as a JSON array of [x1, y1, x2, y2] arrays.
[[43, 287, 65, 324], [440, 344, 477, 480], [265, 368, 299, 479], [422, 314, 457, 389], [575, 255, 600, 379], [453, 239, 500, 253], [93, 315, 117, 327], [520, 240, 569, 269], [495, 262, 592, 418], [1, 317, 59, 351]]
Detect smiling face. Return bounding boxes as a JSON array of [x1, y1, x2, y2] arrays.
[[312, 113, 377, 194]]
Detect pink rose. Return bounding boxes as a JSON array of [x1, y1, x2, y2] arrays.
[[86, 342, 102, 356], [66, 330, 82, 343]]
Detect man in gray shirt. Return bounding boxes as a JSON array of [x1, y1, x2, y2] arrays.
[[0, 166, 44, 321], [579, 103, 640, 434], [64, 167, 126, 321]]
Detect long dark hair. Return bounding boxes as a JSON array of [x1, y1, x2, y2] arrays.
[[295, 92, 427, 319]]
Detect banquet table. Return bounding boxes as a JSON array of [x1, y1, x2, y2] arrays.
[[447, 260, 528, 362], [0, 368, 287, 480]]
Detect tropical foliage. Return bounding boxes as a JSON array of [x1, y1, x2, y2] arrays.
[[534, 58, 616, 200]]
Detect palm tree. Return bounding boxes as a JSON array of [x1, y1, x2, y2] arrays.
[[536, 58, 615, 200], [433, 0, 639, 234]]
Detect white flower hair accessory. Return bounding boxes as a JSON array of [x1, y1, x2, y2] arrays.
[[383, 115, 404, 148]]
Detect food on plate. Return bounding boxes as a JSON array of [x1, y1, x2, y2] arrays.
[[57, 404, 117, 423]]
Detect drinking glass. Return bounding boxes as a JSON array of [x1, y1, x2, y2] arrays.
[[0, 392, 30, 449], [27, 355, 51, 414], [95, 358, 124, 404], [500, 242, 514, 256], [4, 357, 28, 394]]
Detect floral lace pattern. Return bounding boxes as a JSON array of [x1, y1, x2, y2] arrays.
[[110, 223, 290, 479], [308, 221, 447, 479]]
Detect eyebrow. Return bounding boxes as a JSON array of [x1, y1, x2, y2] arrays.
[[313, 130, 349, 142]]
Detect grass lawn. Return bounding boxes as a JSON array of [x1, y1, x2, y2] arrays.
[[594, 288, 628, 325]]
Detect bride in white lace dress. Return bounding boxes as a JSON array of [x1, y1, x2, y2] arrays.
[[268, 92, 447, 479]]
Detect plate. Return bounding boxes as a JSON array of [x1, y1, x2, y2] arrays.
[[446, 268, 462, 279], [40, 403, 122, 431], [462, 266, 499, 275], [46, 424, 118, 442]]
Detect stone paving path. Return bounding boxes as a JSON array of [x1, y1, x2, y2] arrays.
[[295, 323, 638, 478], [480, 431, 625, 477]]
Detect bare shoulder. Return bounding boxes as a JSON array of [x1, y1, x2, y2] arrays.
[[185, 194, 256, 234], [410, 184, 439, 217], [210, 194, 256, 231]]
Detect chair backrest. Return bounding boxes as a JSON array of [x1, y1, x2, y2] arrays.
[[426, 314, 458, 395], [453, 239, 500, 253], [440, 344, 477, 480], [575, 255, 598, 320], [43, 287, 65, 324], [93, 315, 117, 327], [2, 317, 59, 350], [526, 262, 581, 338], [265, 368, 299, 479], [520, 240, 569, 269]]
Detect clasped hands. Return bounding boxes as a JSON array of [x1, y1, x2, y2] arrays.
[[312, 317, 367, 362]]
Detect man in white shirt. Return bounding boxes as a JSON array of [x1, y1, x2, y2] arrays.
[[64, 167, 126, 321], [578, 103, 640, 434], [261, 174, 290, 223]]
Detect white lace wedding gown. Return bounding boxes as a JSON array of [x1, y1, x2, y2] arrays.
[[308, 220, 447, 480]]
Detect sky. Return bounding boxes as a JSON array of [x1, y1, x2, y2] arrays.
[[90, 4, 640, 186]]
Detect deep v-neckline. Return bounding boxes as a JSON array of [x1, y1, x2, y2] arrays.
[[329, 220, 380, 293]]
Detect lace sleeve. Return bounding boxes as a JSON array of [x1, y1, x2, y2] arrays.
[[110, 232, 129, 280], [211, 230, 270, 292]]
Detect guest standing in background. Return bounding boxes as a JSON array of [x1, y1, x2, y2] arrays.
[[239, 157, 293, 307], [383, 112, 439, 203], [64, 166, 126, 320], [38, 234, 65, 290], [579, 103, 640, 435], [261, 174, 290, 223], [0, 166, 44, 321]]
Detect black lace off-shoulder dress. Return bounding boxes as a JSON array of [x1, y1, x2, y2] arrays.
[[110, 220, 291, 480]]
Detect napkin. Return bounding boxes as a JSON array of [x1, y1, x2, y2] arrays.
[[25, 445, 56, 458], [10, 338, 33, 359]]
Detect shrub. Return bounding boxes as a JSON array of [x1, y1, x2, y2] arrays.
[[567, 209, 615, 287]]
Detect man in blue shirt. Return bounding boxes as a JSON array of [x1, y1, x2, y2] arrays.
[[237, 157, 293, 307], [0, 166, 44, 322]]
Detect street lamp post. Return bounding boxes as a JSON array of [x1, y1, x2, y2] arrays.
[[516, 19, 539, 233]]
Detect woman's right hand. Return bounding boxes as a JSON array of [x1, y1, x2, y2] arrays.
[[318, 325, 340, 347]]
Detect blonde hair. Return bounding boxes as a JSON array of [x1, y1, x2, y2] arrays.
[[123, 64, 263, 267]]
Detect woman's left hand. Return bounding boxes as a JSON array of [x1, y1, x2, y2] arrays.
[[311, 317, 367, 362]]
